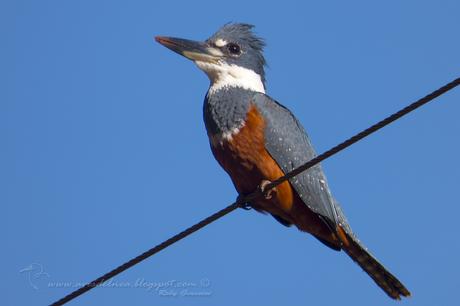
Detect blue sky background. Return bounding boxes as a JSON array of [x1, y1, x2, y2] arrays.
[[2, 1, 460, 305]]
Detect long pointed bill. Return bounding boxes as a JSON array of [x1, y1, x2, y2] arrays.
[[155, 36, 222, 63]]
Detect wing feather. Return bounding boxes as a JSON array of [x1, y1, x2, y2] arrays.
[[253, 93, 348, 230]]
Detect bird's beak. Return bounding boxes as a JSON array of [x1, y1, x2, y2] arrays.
[[155, 36, 222, 63]]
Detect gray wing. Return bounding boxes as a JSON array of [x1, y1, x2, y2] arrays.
[[253, 93, 352, 232]]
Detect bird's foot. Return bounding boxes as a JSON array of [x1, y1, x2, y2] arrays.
[[259, 180, 275, 200], [236, 194, 252, 210]]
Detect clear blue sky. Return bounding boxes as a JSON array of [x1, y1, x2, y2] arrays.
[[2, 1, 459, 305]]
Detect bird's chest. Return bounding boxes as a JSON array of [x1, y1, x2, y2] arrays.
[[208, 105, 295, 218], [208, 105, 272, 193]]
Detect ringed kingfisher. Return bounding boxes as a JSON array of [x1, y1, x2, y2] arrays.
[[156, 23, 410, 300]]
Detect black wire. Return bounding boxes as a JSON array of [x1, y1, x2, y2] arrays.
[[50, 77, 459, 306], [50, 202, 241, 306]]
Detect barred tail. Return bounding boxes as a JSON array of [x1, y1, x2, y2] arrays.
[[338, 226, 411, 300]]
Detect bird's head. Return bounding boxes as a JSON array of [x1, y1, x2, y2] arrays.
[[156, 23, 266, 94]]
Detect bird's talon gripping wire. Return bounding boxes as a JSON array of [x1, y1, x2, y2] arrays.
[[259, 180, 275, 200], [236, 194, 253, 210]]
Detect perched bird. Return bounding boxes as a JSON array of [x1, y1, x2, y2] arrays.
[[156, 23, 410, 299]]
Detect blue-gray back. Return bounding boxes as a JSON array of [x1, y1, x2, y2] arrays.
[[253, 93, 353, 232]]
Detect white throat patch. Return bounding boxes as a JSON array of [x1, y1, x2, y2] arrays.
[[195, 61, 265, 95]]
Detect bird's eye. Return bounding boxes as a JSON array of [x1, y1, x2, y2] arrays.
[[227, 43, 241, 55]]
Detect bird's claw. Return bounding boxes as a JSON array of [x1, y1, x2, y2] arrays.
[[237, 194, 252, 210], [259, 180, 275, 200]]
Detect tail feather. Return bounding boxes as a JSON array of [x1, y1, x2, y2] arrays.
[[337, 226, 411, 300]]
